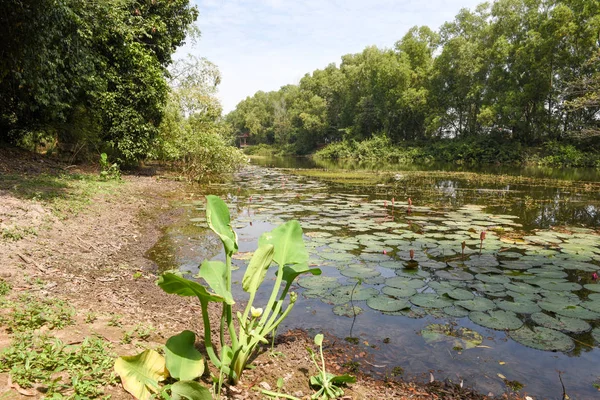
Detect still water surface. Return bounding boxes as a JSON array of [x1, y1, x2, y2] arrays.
[[148, 158, 600, 399]]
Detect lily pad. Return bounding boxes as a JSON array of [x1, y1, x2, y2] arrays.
[[538, 301, 600, 320], [382, 286, 417, 298], [530, 313, 591, 334], [340, 265, 381, 279], [367, 296, 411, 312], [443, 306, 471, 318], [410, 293, 453, 309], [509, 326, 574, 352], [421, 324, 483, 350], [469, 310, 523, 330], [333, 304, 364, 317], [298, 276, 340, 291], [446, 288, 475, 301], [455, 297, 496, 312], [495, 300, 541, 314], [385, 277, 426, 289], [435, 270, 475, 281]]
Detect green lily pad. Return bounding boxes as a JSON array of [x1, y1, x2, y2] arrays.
[[340, 265, 381, 279], [504, 282, 540, 294], [385, 277, 426, 289], [509, 326, 574, 352], [421, 324, 483, 350], [435, 270, 474, 281], [446, 288, 475, 301], [333, 304, 363, 317], [475, 273, 510, 284], [538, 301, 600, 320], [495, 300, 541, 314], [592, 327, 600, 344], [409, 293, 454, 309], [298, 276, 340, 290], [530, 313, 591, 334], [469, 310, 523, 330], [330, 285, 379, 301], [455, 297, 496, 312], [382, 286, 417, 298], [584, 284, 600, 293], [443, 306, 470, 318], [367, 296, 411, 312]]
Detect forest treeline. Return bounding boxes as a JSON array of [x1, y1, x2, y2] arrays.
[[227, 0, 600, 165], [1, 0, 244, 178]]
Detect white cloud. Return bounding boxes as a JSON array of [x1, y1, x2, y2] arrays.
[[179, 0, 484, 113]]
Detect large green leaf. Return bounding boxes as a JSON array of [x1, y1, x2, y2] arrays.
[[114, 349, 168, 400], [197, 260, 234, 304], [170, 381, 212, 400], [205, 195, 238, 256], [259, 220, 308, 266], [164, 331, 204, 381], [281, 263, 322, 286], [242, 244, 275, 293], [157, 273, 227, 304]]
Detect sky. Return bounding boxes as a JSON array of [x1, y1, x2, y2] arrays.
[[178, 0, 485, 113]]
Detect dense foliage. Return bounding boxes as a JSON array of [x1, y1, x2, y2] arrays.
[[0, 0, 198, 162], [152, 56, 246, 181], [227, 0, 600, 162]]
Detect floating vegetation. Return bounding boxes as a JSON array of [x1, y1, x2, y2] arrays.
[[178, 165, 600, 355]]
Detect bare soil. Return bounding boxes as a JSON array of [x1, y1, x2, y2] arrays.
[[0, 148, 524, 399]]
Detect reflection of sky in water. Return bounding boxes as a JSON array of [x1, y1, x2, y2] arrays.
[[148, 163, 600, 398]]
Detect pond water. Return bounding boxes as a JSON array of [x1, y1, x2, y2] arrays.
[[148, 158, 600, 398]]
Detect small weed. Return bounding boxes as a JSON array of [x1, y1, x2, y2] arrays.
[[0, 332, 116, 397], [344, 337, 359, 345], [99, 153, 121, 181], [504, 379, 524, 391], [342, 361, 360, 373], [132, 271, 143, 279], [121, 331, 132, 344], [0, 279, 10, 296], [4, 295, 75, 332], [84, 312, 97, 323], [391, 366, 404, 377], [1, 226, 37, 241], [108, 314, 123, 327], [382, 337, 390, 344]]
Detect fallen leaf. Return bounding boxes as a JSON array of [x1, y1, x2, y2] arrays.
[[497, 373, 506, 380], [499, 361, 506, 365]]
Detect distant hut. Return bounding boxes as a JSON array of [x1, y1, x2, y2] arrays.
[[237, 132, 250, 148]]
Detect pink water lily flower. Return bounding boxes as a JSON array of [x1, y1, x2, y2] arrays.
[[593, 272, 598, 281]]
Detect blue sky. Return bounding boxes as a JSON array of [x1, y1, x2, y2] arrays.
[[179, 0, 484, 113]]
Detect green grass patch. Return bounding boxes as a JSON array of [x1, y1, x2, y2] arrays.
[[1, 294, 75, 332], [0, 172, 123, 218], [0, 279, 10, 296], [0, 332, 116, 397]]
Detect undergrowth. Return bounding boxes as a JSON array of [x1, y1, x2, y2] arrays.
[[1, 294, 75, 332], [0, 332, 116, 398], [0, 172, 122, 218], [315, 136, 600, 168]]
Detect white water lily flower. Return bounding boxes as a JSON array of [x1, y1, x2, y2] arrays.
[[251, 307, 263, 318]]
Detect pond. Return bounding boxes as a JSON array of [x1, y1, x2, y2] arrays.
[[148, 157, 600, 398]]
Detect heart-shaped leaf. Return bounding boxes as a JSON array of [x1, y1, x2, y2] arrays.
[[206, 195, 238, 256], [170, 381, 212, 400], [164, 331, 204, 381], [259, 220, 308, 267], [197, 260, 234, 304], [158, 273, 227, 305], [114, 349, 168, 400]]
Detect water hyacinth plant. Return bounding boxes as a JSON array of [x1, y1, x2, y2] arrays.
[[158, 195, 322, 384]]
